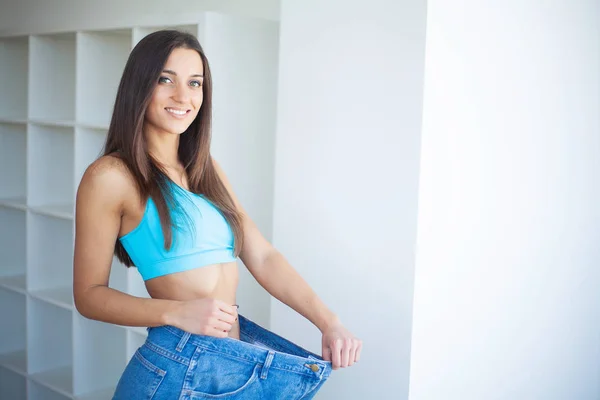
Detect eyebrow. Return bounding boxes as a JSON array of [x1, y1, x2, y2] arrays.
[[162, 69, 204, 78]]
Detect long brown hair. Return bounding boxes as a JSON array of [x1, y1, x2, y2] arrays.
[[103, 30, 244, 267]]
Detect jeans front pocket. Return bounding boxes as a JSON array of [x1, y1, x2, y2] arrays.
[[113, 348, 166, 399], [187, 348, 261, 399]]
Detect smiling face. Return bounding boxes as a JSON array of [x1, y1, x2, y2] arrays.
[[144, 47, 204, 137]]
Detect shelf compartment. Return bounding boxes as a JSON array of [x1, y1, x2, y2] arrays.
[[30, 286, 74, 310], [0, 288, 27, 375], [28, 297, 73, 394], [75, 127, 106, 184], [0, 207, 26, 283], [0, 122, 27, 202], [126, 266, 151, 299], [27, 212, 73, 294], [0, 273, 27, 295], [108, 256, 128, 294], [73, 315, 127, 396], [75, 386, 117, 400], [126, 329, 148, 363], [132, 24, 201, 48], [0, 366, 27, 399], [29, 33, 76, 122], [0, 350, 27, 375], [27, 123, 75, 214], [0, 197, 27, 211], [0, 36, 28, 120], [29, 368, 73, 399], [76, 29, 132, 128]]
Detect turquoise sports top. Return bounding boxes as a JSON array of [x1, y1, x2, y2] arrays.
[[118, 182, 237, 281]]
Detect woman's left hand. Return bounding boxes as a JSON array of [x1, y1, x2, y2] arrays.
[[321, 320, 362, 370]]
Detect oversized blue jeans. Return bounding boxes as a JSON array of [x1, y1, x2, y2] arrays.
[[112, 315, 332, 399]]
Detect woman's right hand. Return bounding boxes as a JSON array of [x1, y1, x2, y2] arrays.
[[168, 298, 238, 338]]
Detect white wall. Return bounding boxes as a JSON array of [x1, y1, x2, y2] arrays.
[[0, 0, 279, 36], [206, 13, 280, 328], [409, 1, 600, 400], [272, 1, 427, 399]]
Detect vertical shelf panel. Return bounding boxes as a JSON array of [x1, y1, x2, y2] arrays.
[[27, 212, 73, 308], [74, 127, 106, 186], [0, 366, 27, 399], [0, 208, 26, 291], [0, 289, 27, 375], [27, 297, 73, 396], [0, 36, 28, 120], [27, 124, 75, 217], [76, 30, 132, 129], [0, 122, 27, 206], [73, 315, 127, 396], [29, 33, 76, 124]]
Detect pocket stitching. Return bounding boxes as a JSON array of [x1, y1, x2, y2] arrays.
[[135, 349, 167, 376], [187, 363, 260, 398]]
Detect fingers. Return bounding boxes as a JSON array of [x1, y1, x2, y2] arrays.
[[211, 327, 230, 338], [201, 299, 239, 337], [213, 319, 233, 332], [347, 341, 356, 367], [322, 346, 331, 362], [341, 339, 351, 368], [217, 310, 237, 325], [215, 299, 238, 316], [330, 339, 343, 370], [327, 338, 362, 370], [355, 340, 362, 363]]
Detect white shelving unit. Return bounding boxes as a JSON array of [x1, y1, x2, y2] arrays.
[[0, 12, 278, 399]]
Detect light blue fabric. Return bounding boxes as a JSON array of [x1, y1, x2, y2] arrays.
[[112, 315, 331, 399], [118, 182, 237, 280]]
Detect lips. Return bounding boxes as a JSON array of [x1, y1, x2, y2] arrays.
[[165, 107, 190, 118]]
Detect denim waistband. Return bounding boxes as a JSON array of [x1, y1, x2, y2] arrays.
[[146, 314, 331, 380]]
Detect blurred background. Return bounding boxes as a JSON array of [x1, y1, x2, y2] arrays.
[[0, 1, 598, 399]]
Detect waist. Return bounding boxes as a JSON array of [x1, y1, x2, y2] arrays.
[[146, 260, 238, 302], [146, 315, 330, 378]]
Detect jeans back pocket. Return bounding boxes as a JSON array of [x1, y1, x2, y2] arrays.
[[113, 348, 166, 399]]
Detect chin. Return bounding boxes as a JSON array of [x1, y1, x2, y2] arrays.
[[161, 121, 193, 135]]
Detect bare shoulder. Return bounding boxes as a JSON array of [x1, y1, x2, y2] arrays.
[[76, 154, 136, 212]]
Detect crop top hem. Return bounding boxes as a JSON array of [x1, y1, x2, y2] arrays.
[[136, 249, 237, 281]]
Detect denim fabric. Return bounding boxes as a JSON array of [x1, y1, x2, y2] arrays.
[[112, 315, 332, 399]]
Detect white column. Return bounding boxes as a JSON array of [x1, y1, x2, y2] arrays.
[[272, 1, 427, 398], [409, 1, 600, 399]]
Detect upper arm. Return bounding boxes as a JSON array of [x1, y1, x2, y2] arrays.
[[212, 158, 274, 271], [73, 156, 128, 307]]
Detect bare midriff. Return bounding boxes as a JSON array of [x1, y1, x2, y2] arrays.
[[145, 261, 241, 339]]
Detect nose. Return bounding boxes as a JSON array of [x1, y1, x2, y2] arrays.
[[171, 81, 192, 104]]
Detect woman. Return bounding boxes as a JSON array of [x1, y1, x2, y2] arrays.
[[73, 30, 362, 399]]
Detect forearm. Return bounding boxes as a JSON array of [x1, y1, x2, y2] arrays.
[[75, 285, 179, 327], [252, 250, 339, 332]]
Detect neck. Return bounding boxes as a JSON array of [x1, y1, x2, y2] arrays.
[[144, 127, 181, 169]]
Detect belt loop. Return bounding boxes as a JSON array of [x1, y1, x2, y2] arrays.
[[260, 350, 275, 380], [176, 332, 191, 352]]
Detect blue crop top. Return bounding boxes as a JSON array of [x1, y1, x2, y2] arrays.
[[119, 183, 237, 280]]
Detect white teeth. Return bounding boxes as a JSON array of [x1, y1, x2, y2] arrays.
[[166, 108, 187, 115]]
